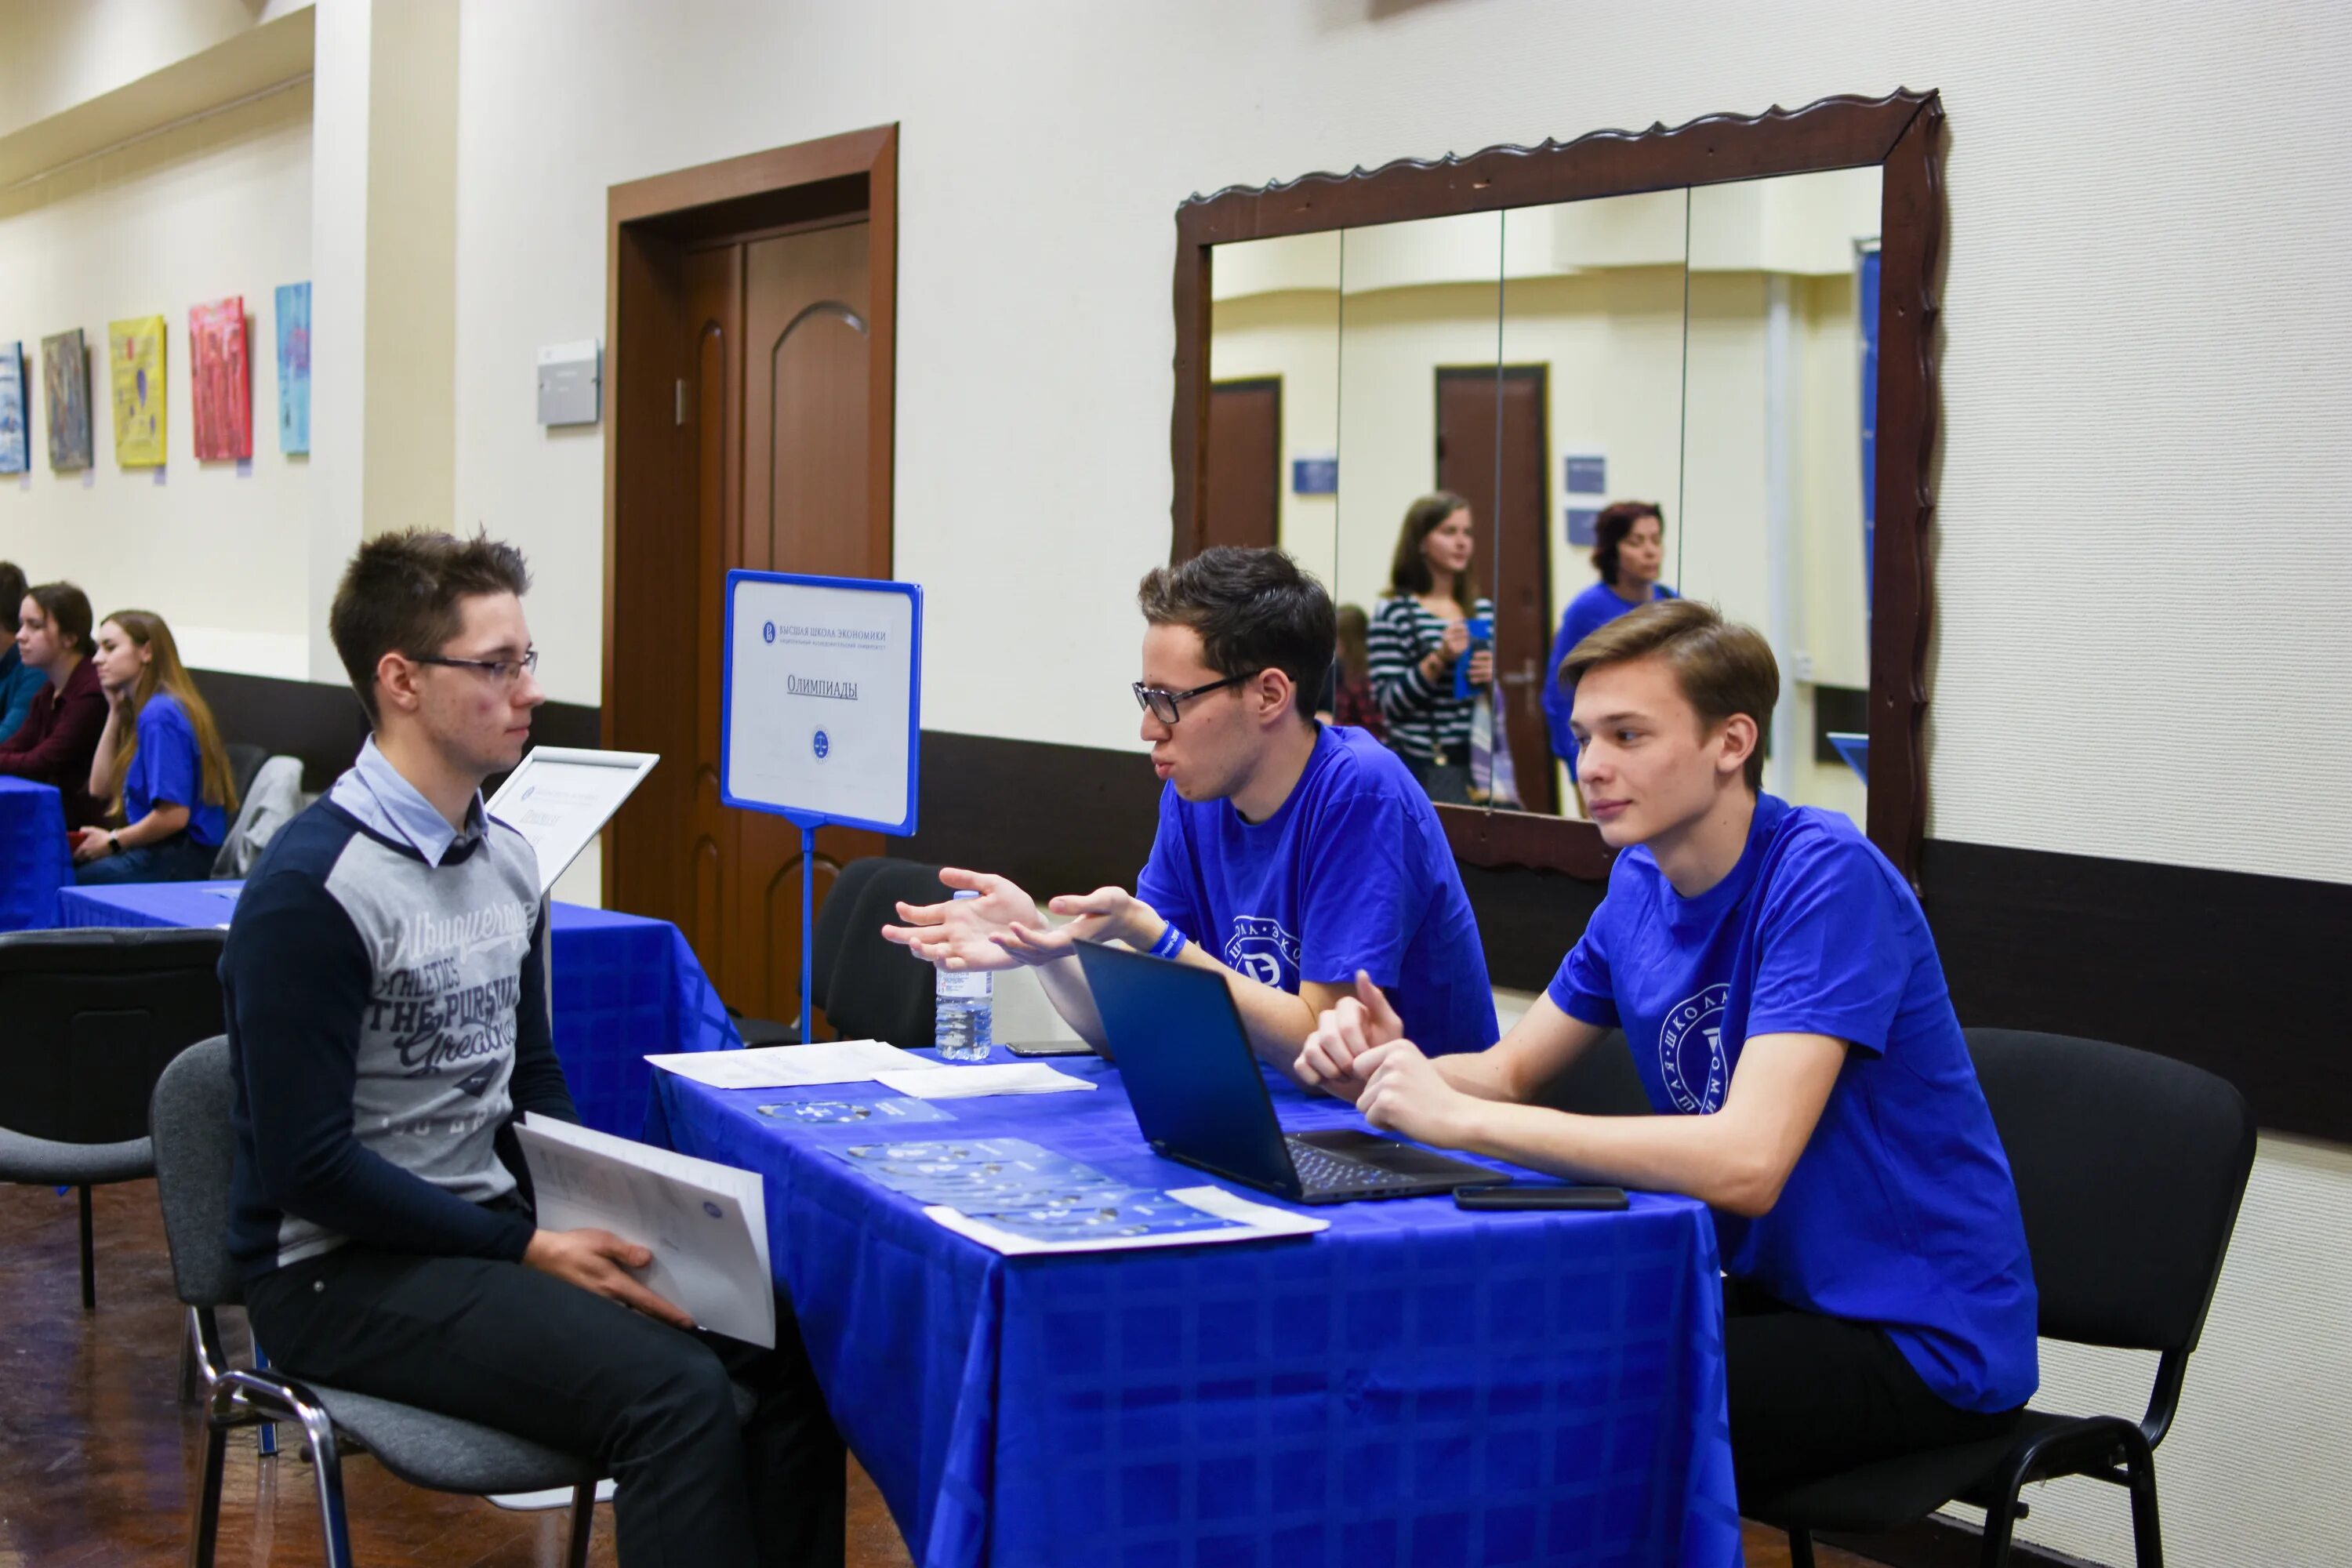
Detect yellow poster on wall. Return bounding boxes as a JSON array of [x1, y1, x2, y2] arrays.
[[108, 314, 167, 467]]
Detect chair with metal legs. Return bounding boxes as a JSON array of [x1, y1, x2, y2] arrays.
[[152, 1036, 607, 1568]]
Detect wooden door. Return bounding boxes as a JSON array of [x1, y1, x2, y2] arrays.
[[1435, 366, 1554, 813], [608, 220, 884, 1029], [1204, 378, 1280, 553], [731, 220, 884, 1022]]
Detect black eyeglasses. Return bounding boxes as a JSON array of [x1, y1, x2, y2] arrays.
[[1132, 673, 1250, 725], [416, 648, 540, 687]]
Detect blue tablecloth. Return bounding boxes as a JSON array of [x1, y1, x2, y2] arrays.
[[0, 776, 71, 931], [651, 1050, 1743, 1568], [56, 882, 741, 1138]]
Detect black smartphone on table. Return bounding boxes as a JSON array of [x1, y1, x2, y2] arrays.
[[1004, 1040, 1098, 1058], [1454, 1181, 1628, 1211]]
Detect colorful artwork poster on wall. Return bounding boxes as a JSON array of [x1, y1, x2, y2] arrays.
[[108, 314, 167, 468], [42, 328, 92, 471], [0, 343, 26, 475], [189, 296, 252, 461], [275, 281, 310, 454]]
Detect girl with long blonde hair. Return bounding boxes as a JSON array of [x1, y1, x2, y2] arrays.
[[71, 608, 240, 883]]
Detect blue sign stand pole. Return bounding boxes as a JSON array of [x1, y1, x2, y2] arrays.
[[786, 810, 822, 1044]]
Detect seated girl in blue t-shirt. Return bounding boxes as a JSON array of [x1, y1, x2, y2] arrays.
[[71, 610, 239, 884], [1298, 598, 2038, 1506]]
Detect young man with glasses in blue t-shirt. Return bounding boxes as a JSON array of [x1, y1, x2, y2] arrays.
[[1297, 598, 2038, 1501], [885, 545, 1496, 1073]]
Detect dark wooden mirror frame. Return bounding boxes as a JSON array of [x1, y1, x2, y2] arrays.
[[1171, 89, 1944, 887]]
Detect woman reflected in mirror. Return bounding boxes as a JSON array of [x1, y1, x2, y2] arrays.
[[1541, 501, 1678, 809], [1367, 492, 1494, 804]]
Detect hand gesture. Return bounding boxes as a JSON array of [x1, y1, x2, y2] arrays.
[[880, 867, 1044, 972], [1437, 620, 1472, 661], [69, 827, 111, 866], [523, 1227, 694, 1328], [1356, 1038, 1473, 1148], [1294, 971, 1406, 1102], [1466, 648, 1494, 687]]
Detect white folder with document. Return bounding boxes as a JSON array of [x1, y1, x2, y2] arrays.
[[514, 1114, 775, 1348]]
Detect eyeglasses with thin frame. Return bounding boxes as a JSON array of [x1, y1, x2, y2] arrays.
[[414, 648, 540, 687], [1132, 673, 1250, 726]]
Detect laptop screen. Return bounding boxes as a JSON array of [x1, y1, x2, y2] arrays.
[[1075, 941, 1300, 1194]]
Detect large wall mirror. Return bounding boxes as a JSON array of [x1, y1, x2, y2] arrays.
[[1177, 91, 1941, 884]]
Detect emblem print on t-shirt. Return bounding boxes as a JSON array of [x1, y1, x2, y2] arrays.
[[1223, 916, 1302, 990], [1660, 982, 1730, 1113]]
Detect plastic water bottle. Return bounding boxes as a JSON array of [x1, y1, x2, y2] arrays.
[[934, 890, 993, 1061]]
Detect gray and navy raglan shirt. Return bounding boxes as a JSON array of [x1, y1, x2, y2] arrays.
[[221, 737, 579, 1284]]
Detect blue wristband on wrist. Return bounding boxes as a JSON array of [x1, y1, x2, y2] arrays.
[[1148, 922, 1187, 960]]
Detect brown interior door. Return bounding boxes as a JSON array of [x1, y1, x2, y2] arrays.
[[1203, 378, 1281, 553], [1435, 366, 1555, 813], [609, 218, 886, 1029]]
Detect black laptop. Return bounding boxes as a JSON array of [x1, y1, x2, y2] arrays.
[[1075, 940, 1493, 1203]]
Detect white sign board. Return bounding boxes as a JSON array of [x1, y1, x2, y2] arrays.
[[721, 572, 921, 834], [485, 746, 659, 895]]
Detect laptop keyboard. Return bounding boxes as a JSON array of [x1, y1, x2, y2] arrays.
[[1285, 1138, 1425, 1195]]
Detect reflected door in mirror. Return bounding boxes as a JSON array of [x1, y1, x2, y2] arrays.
[[1205, 378, 1281, 551]]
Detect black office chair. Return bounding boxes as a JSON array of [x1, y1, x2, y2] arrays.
[[0, 927, 227, 1308], [223, 742, 269, 811], [1751, 1028, 2257, 1568], [728, 855, 911, 1045], [822, 858, 949, 1050]]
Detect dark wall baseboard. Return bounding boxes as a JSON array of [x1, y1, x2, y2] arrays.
[[1824, 1514, 2109, 1568], [189, 668, 601, 793], [193, 673, 2346, 1149]]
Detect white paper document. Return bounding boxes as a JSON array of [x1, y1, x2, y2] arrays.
[[925, 1185, 1328, 1256], [515, 1115, 775, 1348], [485, 746, 659, 895], [875, 1062, 1097, 1099], [645, 1040, 937, 1091]]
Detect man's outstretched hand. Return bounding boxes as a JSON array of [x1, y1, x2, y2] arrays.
[[882, 866, 1162, 968]]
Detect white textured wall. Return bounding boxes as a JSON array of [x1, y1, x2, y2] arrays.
[[0, 82, 314, 677]]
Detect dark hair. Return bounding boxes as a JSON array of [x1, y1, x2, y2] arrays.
[[27, 581, 93, 655], [1560, 598, 1776, 791], [1592, 501, 1665, 586], [1334, 603, 1370, 681], [1135, 546, 1334, 720], [330, 529, 532, 724], [0, 562, 25, 633], [1386, 492, 1475, 603]]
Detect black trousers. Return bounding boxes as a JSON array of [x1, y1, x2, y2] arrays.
[[245, 1230, 845, 1568], [1723, 1279, 2024, 1504]]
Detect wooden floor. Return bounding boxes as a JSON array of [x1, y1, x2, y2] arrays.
[[0, 1179, 1879, 1566]]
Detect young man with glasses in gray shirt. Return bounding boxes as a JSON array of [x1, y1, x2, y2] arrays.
[[223, 529, 843, 1566]]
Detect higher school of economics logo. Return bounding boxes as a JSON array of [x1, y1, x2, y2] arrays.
[[1223, 916, 1301, 989], [762, 620, 776, 644], [1659, 982, 1730, 1113], [812, 728, 831, 760]]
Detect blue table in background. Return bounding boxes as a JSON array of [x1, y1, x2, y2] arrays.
[[652, 1051, 1743, 1568], [0, 776, 71, 931], [56, 882, 740, 1138]]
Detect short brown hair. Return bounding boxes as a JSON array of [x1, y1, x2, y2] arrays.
[[1137, 546, 1334, 719], [330, 530, 530, 724], [1560, 599, 1777, 791], [1591, 501, 1664, 586]]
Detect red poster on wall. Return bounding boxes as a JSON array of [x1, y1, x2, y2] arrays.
[[189, 296, 251, 462]]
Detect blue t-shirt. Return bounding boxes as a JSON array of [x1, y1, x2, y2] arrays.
[[1136, 724, 1497, 1054], [1548, 793, 2038, 1414], [126, 692, 228, 848], [1542, 579, 1676, 767]]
